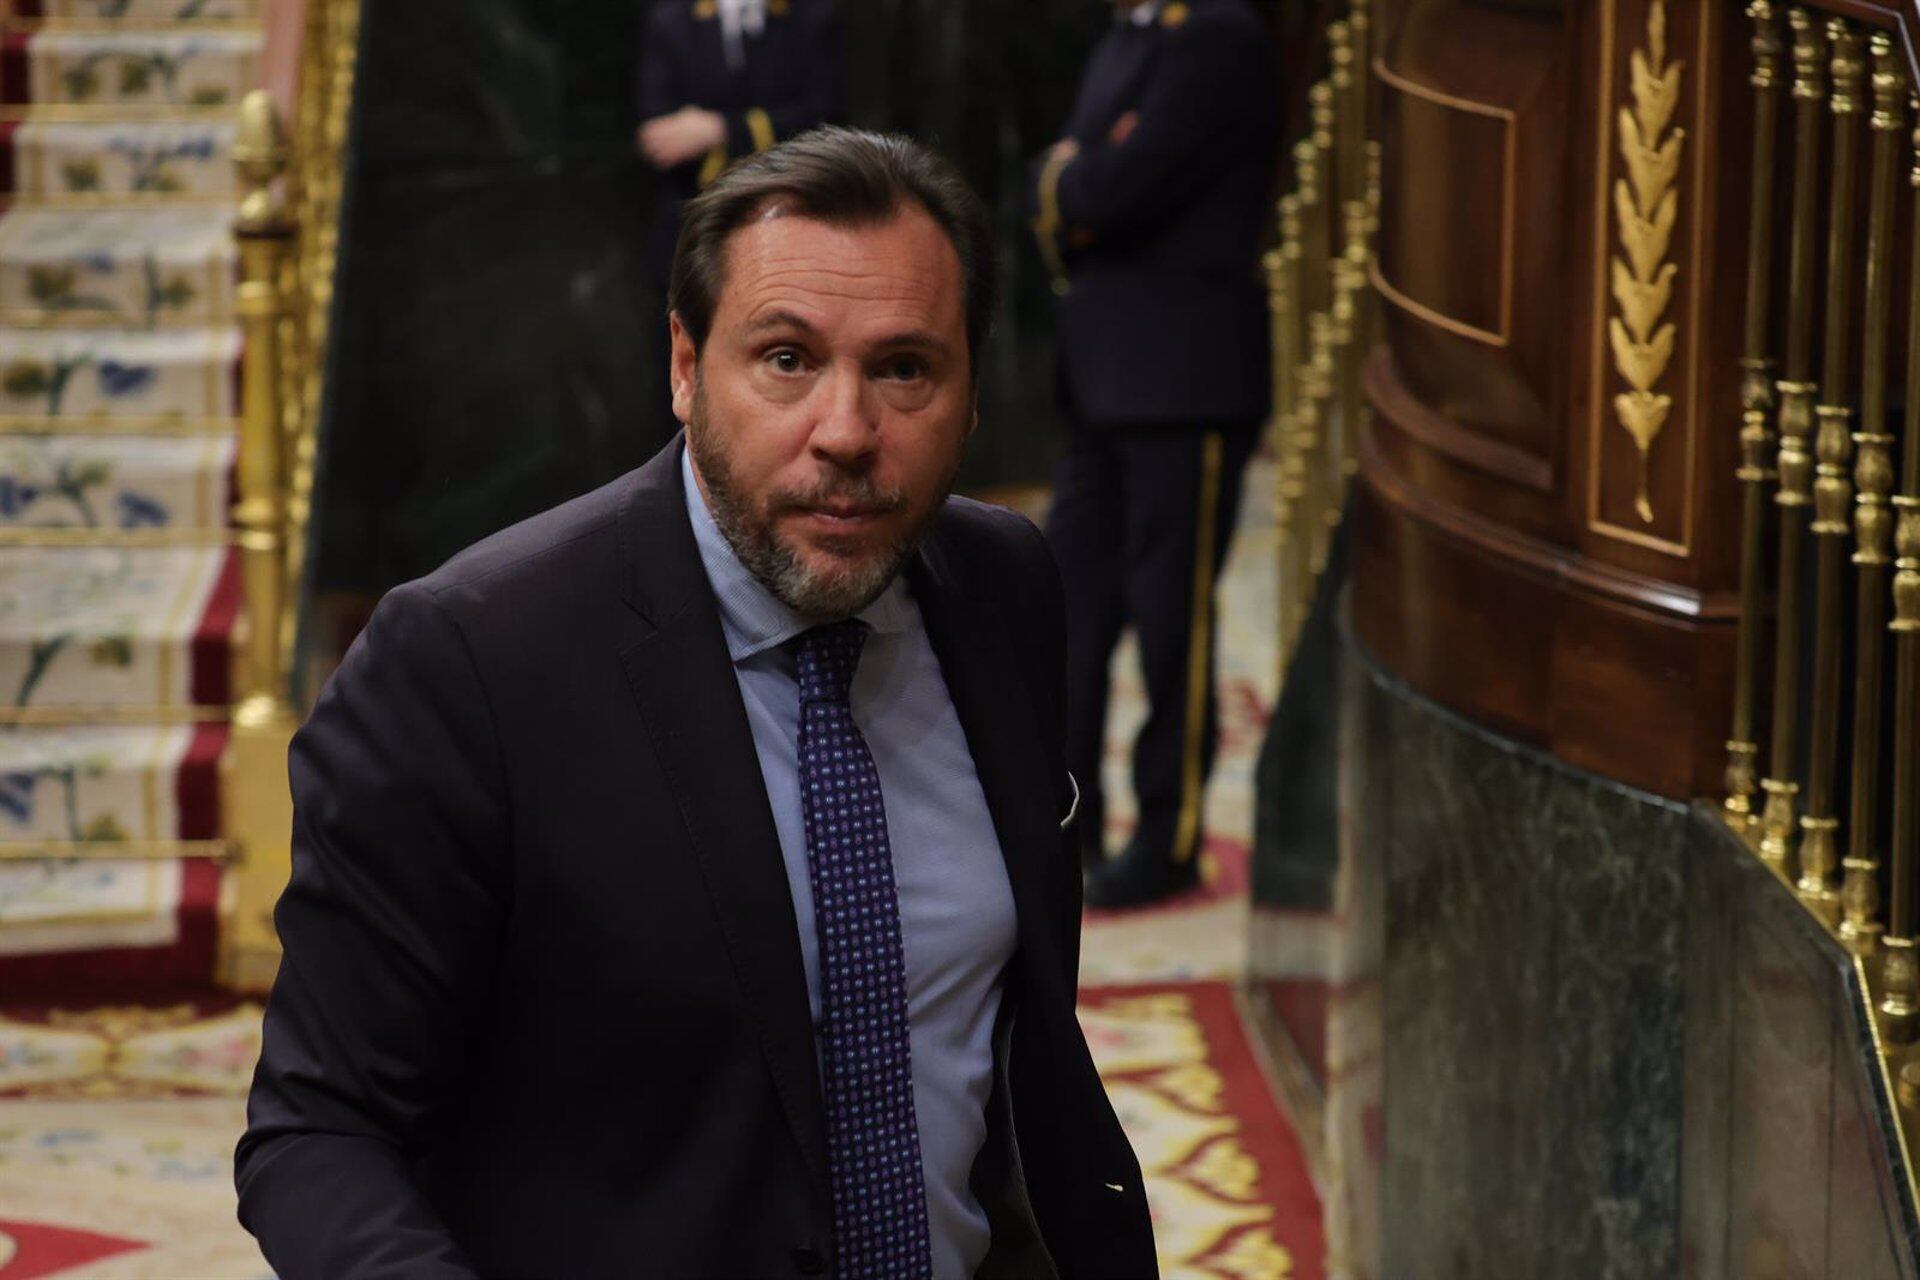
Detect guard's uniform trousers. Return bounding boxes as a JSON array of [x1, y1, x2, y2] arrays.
[[1032, 0, 1277, 875]]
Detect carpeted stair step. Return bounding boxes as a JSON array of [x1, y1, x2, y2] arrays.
[[0, 719, 225, 984], [25, 29, 261, 109], [12, 0, 260, 23], [11, 117, 237, 200], [0, 326, 239, 417], [0, 430, 235, 531], [0, 544, 237, 710], [0, 206, 236, 325]]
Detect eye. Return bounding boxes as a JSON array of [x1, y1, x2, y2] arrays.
[[880, 355, 929, 382], [765, 347, 807, 375]]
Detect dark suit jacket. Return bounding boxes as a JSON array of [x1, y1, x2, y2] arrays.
[[235, 440, 1158, 1279], [637, 0, 844, 285], [1035, 0, 1277, 429]]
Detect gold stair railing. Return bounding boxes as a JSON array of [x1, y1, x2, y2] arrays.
[[1721, 0, 1920, 1156], [1268, 1, 1377, 669], [219, 0, 359, 990]]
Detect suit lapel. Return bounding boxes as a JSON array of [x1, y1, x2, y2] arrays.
[[615, 443, 829, 1208], [912, 530, 1069, 986]]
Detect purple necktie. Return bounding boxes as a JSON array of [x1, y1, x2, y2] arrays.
[[794, 621, 933, 1280]]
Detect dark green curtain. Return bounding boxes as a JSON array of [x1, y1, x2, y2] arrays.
[[311, 0, 1110, 597]]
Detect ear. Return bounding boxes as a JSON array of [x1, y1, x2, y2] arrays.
[[668, 312, 698, 425]]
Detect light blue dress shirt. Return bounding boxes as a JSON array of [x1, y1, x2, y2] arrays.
[[681, 449, 1019, 1280]]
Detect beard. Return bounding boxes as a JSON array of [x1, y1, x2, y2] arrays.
[[685, 379, 960, 620]]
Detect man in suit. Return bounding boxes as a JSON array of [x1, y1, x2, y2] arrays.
[[637, 0, 844, 288], [1031, 0, 1277, 908], [236, 129, 1157, 1280]]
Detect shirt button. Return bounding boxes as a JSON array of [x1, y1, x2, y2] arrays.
[[791, 1245, 826, 1275]]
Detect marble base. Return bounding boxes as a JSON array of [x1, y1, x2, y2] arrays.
[[1356, 645, 1688, 1278], [1682, 810, 1920, 1279]]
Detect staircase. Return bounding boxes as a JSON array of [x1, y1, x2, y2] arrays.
[[0, 0, 260, 995]]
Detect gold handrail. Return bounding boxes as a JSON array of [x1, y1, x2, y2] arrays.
[[219, 0, 362, 991], [1721, 0, 1920, 1154], [1269, 0, 1379, 676], [1726, 0, 1783, 832]]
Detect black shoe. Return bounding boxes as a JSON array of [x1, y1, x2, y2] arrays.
[[1083, 841, 1201, 909]]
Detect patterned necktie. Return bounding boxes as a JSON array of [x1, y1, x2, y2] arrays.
[[793, 620, 933, 1280]]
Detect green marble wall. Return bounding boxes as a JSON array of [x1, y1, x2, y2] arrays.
[[1354, 650, 1689, 1278], [1341, 642, 1920, 1277], [309, 0, 1113, 595]]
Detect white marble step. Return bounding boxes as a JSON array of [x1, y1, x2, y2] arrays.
[[39, 0, 259, 23], [0, 326, 238, 417], [0, 544, 232, 709], [28, 29, 262, 109], [14, 118, 238, 201], [0, 207, 236, 325], [0, 431, 234, 530]]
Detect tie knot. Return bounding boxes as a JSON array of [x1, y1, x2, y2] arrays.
[[794, 620, 868, 705]]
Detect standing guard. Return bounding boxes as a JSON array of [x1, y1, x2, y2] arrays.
[[1034, 0, 1278, 907], [637, 0, 845, 405]]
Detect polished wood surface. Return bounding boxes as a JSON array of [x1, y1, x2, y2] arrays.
[[1359, 0, 1919, 798], [1350, 0, 1918, 798]]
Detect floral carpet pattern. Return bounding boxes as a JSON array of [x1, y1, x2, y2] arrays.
[[0, 0, 252, 970]]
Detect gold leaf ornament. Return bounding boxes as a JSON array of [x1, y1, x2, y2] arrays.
[[1609, 0, 1686, 524], [1609, 258, 1677, 341]]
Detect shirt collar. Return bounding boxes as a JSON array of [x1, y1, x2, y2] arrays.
[[681, 445, 916, 663]]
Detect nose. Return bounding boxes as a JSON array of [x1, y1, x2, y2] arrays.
[[806, 359, 879, 470]]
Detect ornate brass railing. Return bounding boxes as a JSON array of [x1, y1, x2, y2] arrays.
[[1723, 0, 1920, 1134], [1269, 0, 1377, 667], [219, 0, 360, 990]]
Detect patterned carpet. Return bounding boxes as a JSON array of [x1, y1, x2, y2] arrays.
[[0, 0, 255, 992], [0, 459, 1323, 1277]]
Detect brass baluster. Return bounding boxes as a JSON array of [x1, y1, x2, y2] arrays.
[[1273, 200, 1302, 444], [1286, 315, 1333, 651], [1356, 138, 1382, 480], [1881, 97, 1920, 1045], [1319, 264, 1353, 575], [1318, 22, 1354, 578], [1304, 83, 1336, 320], [223, 91, 299, 989], [1269, 201, 1298, 660], [1348, 0, 1371, 217], [1728, 0, 1784, 831], [1275, 192, 1306, 653], [1797, 19, 1866, 924], [1331, 199, 1371, 535], [1329, 20, 1355, 217], [1839, 38, 1907, 954], [1758, 9, 1828, 873]]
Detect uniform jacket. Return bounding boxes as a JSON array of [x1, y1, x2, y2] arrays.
[[234, 439, 1158, 1279], [1035, 0, 1278, 429], [638, 0, 844, 284]]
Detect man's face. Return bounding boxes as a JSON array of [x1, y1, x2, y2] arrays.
[[672, 204, 976, 620]]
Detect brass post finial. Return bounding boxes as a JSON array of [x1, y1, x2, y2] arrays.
[[1310, 80, 1335, 147], [1827, 19, 1865, 116], [1870, 33, 1903, 132], [1749, 1, 1781, 91], [234, 89, 291, 232], [1328, 20, 1352, 91], [1789, 8, 1826, 101]]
